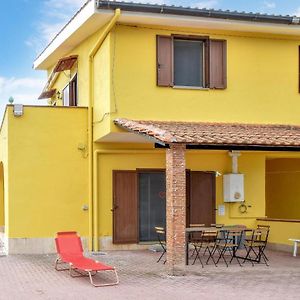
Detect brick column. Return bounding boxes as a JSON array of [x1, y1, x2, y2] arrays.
[[166, 143, 186, 276]]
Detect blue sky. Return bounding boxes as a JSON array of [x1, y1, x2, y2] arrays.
[[0, 0, 300, 117]]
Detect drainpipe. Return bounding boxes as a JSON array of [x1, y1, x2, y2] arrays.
[[93, 149, 164, 251], [88, 9, 121, 251], [228, 151, 241, 174]]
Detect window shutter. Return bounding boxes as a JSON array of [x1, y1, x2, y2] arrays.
[[157, 35, 173, 86], [209, 40, 227, 89]]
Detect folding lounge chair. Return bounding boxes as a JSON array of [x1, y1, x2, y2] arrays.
[[55, 231, 119, 287]]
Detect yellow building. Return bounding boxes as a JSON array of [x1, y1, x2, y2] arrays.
[[1, 0, 300, 272]]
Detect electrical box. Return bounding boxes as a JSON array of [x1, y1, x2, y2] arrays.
[[223, 174, 244, 202]]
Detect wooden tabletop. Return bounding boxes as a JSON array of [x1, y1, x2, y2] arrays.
[[185, 226, 249, 232]]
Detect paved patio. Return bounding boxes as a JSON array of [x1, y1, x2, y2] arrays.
[[0, 249, 299, 300]]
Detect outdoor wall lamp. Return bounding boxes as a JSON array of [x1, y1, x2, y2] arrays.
[[13, 104, 23, 117], [56, 91, 62, 100]]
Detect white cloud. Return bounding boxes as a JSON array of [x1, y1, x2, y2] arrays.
[[294, 7, 300, 16], [263, 1, 276, 9], [26, 0, 87, 54], [44, 0, 85, 10], [0, 76, 46, 118], [195, 0, 219, 9]]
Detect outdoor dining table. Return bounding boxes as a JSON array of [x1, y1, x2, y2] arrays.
[[185, 226, 248, 265]]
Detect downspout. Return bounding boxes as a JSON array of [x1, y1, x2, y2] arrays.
[[88, 8, 121, 251]]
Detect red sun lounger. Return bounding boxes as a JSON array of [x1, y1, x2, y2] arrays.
[[55, 231, 119, 287]]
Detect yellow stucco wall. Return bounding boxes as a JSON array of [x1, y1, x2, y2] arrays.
[[0, 163, 4, 228], [31, 20, 300, 249], [49, 23, 300, 141], [0, 111, 9, 233], [96, 150, 266, 238], [5, 106, 89, 238], [256, 219, 300, 247], [266, 158, 300, 219], [105, 24, 300, 131]]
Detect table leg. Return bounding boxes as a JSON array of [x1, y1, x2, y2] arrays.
[[293, 242, 298, 257], [186, 232, 189, 265]]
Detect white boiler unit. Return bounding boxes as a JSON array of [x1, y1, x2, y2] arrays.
[[223, 173, 244, 202]]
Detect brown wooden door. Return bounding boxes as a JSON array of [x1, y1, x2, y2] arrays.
[[113, 171, 137, 244], [188, 171, 216, 226]]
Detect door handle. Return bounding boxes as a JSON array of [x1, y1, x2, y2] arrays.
[[111, 205, 118, 212]]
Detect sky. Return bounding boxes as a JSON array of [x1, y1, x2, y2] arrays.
[[1, 0, 300, 118]]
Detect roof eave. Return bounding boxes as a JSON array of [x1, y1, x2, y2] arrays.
[[96, 1, 299, 26], [33, 0, 96, 70]]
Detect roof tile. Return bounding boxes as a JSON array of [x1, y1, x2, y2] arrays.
[[114, 118, 300, 147]]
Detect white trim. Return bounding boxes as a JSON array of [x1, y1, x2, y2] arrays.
[[34, 5, 300, 70], [173, 86, 209, 90]]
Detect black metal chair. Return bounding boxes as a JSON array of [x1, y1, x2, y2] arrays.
[[155, 226, 166, 264], [210, 229, 244, 267], [188, 224, 205, 258], [191, 230, 218, 267], [243, 227, 270, 266]]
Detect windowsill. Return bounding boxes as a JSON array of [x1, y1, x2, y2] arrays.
[[257, 217, 300, 223], [173, 85, 209, 90]]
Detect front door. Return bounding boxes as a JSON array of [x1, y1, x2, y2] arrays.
[[187, 171, 216, 226], [138, 172, 166, 242], [112, 171, 138, 244]]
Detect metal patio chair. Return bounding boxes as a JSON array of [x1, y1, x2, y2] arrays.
[[243, 227, 270, 266], [189, 224, 205, 258], [155, 226, 167, 264], [210, 229, 243, 267], [191, 229, 218, 267]]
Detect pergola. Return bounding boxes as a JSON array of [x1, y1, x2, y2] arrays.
[[114, 118, 300, 275]]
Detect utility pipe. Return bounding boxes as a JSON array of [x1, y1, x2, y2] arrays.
[[88, 9, 121, 251], [228, 151, 241, 174], [93, 149, 165, 251]]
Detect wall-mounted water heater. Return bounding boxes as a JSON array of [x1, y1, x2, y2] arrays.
[[223, 151, 245, 203]]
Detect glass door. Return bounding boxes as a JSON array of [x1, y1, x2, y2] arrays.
[[138, 172, 166, 242]]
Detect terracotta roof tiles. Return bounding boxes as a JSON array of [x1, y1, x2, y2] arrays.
[[114, 118, 300, 147]]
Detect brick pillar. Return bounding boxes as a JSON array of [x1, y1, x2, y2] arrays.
[[166, 143, 186, 276]]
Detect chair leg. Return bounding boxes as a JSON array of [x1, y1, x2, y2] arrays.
[[229, 248, 242, 267], [206, 246, 217, 267], [258, 246, 269, 266], [192, 245, 203, 267], [55, 258, 70, 271], [243, 246, 255, 266], [157, 249, 166, 263], [216, 247, 228, 267], [88, 269, 119, 287]]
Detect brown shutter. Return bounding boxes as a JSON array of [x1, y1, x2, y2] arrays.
[[113, 171, 138, 244], [209, 39, 227, 89], [157, 35, 173, 86]]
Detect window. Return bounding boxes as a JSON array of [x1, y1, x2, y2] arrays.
[[174, 39, 205, 87], [62, 74, 77, 106], [157, 35, 226, 89]]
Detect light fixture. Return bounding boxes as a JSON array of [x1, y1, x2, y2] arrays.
[[56, 91, 62, 100], [13, 104, 23, 117]]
